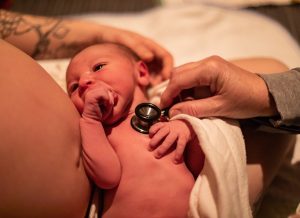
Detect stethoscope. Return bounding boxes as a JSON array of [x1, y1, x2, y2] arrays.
[[131, 103, 169, 134], [131, 103, 300, 134]]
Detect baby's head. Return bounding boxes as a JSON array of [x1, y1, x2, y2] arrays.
[[66, 43, 151, 124]]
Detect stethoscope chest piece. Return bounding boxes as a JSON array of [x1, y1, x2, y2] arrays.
[[131, 103, 166, 134]]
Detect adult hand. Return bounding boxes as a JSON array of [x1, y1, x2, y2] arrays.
[[160, 56, 278, 119], [97, 24, 173, 84]]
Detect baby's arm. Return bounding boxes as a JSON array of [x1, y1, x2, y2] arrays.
[[184, 136, 205, 178], [80, 86, 121, 189], [149, 119, 195, 164]]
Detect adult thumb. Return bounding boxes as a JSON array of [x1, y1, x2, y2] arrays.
[[168, 97, 222, 118]]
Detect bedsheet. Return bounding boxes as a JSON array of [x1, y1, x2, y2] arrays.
[[38, 2, 300, 217], [170, 0, 299, 8]]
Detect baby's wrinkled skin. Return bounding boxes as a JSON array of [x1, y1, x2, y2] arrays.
[[66, 43, 204, 218]]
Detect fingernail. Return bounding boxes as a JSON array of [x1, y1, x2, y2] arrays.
[[148, 146, 153, 151], [143, 52, 154, 61], [174, 155, 183, 164], [170, 109, 180, 117], [154, 153, 161, 159]]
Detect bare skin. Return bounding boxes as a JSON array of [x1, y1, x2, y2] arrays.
[[102, 116, 198, 218], [0, 40, 90, 218], [67, 44, 204, 217]]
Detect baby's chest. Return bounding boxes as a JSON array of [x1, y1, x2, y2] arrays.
[[106, 123, 185, 172], [108, 117, 143, 138], [107, 125, 150, 153], [107, 126, 169, 167]]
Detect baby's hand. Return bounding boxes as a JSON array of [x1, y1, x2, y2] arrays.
[[82, 83, 116, 122], [149, 120, 194, 164]]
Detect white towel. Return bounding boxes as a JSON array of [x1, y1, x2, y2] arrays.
[[149, 82, 252, 218]]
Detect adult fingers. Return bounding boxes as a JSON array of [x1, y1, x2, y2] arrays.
[[140, 37, 173, 80], [157, 53, 173, 81], [160, 62, 215, 108], [168, 96, 223, 118], [110, 29, 173, 78], [101, 27, 154, 62]]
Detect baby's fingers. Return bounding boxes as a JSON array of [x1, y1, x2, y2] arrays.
[[154, 133, 177, 159], [100, 91, 115, 121], [149, 122, 165, 137], [173, 136, 188, 164], [149, 124, 169, 151]]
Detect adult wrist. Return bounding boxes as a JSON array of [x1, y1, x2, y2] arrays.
[[258, 68, 300, 126], [255, 74, 279, 117]]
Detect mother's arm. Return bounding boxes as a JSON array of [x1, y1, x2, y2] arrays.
[[0, 9, 173, 80]]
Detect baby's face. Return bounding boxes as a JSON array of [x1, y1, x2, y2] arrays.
[[66, 44, 140, 124]]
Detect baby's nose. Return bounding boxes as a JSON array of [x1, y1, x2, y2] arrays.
[[79, 72, 95, 86], [78, 76, 94, 95]]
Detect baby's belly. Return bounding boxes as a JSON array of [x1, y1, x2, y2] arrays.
[[102, 149, 195, 218]]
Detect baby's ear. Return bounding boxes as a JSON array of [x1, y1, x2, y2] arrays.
[[136, 61, 150, 87]]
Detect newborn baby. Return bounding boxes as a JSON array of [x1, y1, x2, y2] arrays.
[[66, 43, 205, 218]]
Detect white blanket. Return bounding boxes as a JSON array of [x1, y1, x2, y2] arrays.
[[39, 2, 300, 217], [174, 115, 251, 218]]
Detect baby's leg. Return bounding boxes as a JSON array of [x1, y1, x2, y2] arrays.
[[0, 40, 91, 217], [231, 58, 296, 208]]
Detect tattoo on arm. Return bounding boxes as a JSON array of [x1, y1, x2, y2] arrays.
[[0, 10, 87, 58], [0, 10, 33, 38]]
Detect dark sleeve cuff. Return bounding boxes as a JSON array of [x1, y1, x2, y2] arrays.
[[258, 68, 300, 126]]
